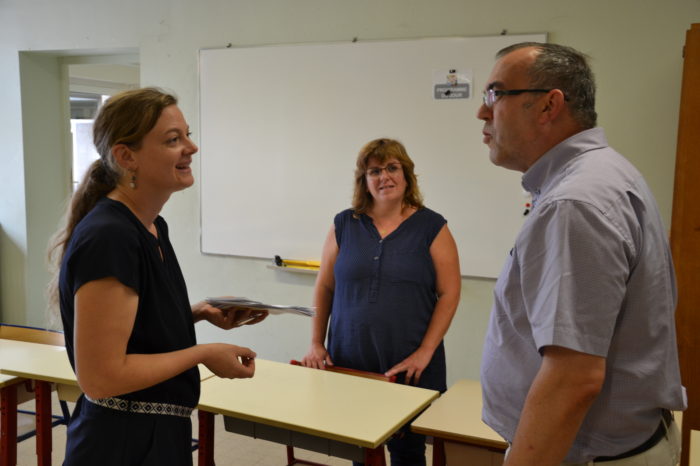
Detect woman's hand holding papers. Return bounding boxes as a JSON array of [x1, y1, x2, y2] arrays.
[[229, 308, 269, 327], [192, 300, 269, 329]]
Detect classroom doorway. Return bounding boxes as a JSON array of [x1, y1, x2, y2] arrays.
[[68, 60, 140, 190], [15, 49, 138, 326]]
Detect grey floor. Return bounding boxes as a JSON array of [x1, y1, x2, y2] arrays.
[[15, 397, 432, 465]]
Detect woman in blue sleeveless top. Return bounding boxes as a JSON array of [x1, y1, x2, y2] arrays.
[[302, 138, 461, 465]]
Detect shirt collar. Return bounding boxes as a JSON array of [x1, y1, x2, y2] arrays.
[[522, 127, 608, 197]]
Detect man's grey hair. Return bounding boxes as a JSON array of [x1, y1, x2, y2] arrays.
[[497, 42, 597, 129]]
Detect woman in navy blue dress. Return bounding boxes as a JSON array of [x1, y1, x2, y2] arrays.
[[48, 88, 266, 465], [302, 138, 461, 465]]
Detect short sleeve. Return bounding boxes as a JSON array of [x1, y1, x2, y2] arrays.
[[333, 209, 352, 246], [66, 220, 141, 295], [517, 199, 633, 357], [423, 209, 447, 246]]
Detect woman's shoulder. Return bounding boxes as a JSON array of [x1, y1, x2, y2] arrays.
[[72, 199, 140, 246], [416, 206, 447, 224], [333, 208, 359, 224], [333, 208, 366, 238], [335, 208, 355, 218]]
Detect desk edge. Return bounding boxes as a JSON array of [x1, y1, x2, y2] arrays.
[[410, 424, 508, 451]]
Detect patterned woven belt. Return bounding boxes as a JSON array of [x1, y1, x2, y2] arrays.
[[85, 395, 193, 418]]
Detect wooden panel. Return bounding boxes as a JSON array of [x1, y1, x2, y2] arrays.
[[444, 441, 504, 466], [670, 22, 700, 466]]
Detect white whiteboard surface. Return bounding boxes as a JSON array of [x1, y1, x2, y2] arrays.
[[200, 34, 545, 278]]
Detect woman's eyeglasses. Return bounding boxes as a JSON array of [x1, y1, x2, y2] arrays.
[[366, 163, 402, 178]]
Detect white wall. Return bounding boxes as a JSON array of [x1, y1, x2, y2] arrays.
[[1, 0, 698, 385], [69, 61, 140, 95], [19, 52, 72, 327]]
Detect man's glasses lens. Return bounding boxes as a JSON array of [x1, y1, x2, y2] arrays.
[[483, 89, 496, 107], [482, 88, 555, 108]]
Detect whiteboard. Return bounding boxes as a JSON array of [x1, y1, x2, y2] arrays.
[[199, 34, 545, 278]]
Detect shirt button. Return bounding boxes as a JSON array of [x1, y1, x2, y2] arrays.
[[373, 256, 379, 260]]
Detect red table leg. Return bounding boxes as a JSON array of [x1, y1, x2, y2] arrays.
[[363, 445, 386, 466], [1, 384, 19, 466], [35, 381, 52, 466], [198, 410, 215, 466], [432, 437, 446, 466]]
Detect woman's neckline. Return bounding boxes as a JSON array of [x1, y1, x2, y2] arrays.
[[365, 205, 420, 239], [104, 196, 160, 240]]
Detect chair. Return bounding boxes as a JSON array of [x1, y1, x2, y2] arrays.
[[284, 360, 396, 466], [0, 324, 72, 438]]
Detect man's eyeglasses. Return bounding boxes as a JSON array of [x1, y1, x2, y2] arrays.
[[366, 163, 402, 178], [482, 88, 554, 108]]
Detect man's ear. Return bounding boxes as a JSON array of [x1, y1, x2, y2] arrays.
[[539, 89, 567, 123], [111, 144, 137, 171]]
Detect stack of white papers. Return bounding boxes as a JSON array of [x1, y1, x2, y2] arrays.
[[205, 297, 315, 317]]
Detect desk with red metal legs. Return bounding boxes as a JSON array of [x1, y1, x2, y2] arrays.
[[196, 359, 439, 466], [0, 339, 73, 466], [1, 338, 216, 466], [1, 374, 23, 466]]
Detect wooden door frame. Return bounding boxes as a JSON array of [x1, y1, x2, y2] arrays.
[[670, 22, 700, 466]]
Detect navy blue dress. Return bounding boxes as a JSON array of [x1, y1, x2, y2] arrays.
[[328, 207, 447, 392], [59, 198, 198, 466]]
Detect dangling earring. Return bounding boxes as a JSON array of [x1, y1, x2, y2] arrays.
[[129, 170, 137, 189]]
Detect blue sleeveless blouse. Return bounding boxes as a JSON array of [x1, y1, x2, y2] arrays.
[[327, 207, 448, 392]]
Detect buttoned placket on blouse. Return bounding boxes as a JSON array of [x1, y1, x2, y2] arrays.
[[368, 228, 384, 303]]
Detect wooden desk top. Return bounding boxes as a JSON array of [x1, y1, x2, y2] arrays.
[[0, 339, 76, 385], [198, 359, 440, 449], [0, 338, 214, 385], [0, 373, 23, 388], [198, 365, 215, 381], [411, 379, 507, 450]]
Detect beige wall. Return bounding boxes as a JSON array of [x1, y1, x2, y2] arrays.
[[1, 1, 698, 388]]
